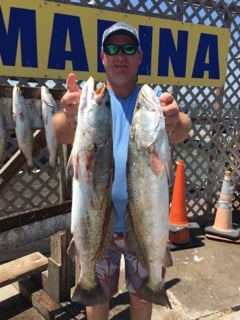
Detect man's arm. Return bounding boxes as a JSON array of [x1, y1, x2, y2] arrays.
[[52, 112, 76, 144], [168, 112, 192, 144]]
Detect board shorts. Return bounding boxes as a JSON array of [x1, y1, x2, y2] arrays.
[[95, 232, 167, 300]]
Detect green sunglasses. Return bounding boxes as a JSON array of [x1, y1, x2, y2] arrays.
[[103, 44, 139, 56]]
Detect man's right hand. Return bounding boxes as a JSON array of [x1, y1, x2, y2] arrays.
[[52, 73, 81, 144], [61, 73, 81, 128]]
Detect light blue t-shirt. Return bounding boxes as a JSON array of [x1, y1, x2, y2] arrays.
[[109, 86, 141, 232]]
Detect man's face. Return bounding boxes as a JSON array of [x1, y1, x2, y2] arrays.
[[101, 34, 143, 87]]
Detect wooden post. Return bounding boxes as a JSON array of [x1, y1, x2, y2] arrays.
[[42, 229, 74, 303]]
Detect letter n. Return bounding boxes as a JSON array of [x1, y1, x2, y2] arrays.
[[158, 28, 188, 77]]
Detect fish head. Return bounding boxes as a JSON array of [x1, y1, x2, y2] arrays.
[[77, 76, 95, 116], [133, 84, 165, 149], [12, 85, 22, 100], [13, 85, 19, 95], [83, 80, 111, 138], [41, 86, 57, 111], [12, 85, 26, 116], [76, 77, 112, 148]]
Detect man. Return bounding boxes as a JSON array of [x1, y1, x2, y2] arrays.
[[53, 22, 191, 320]]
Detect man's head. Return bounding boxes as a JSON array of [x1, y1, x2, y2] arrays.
[[100, 22, 143, 95], [101, 22, 140, 49]]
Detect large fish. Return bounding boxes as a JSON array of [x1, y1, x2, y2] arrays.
[[127, 84, 172, 307], [67, 77, 114, 305], [41, 86, 58, 169], [12, 86, 34, 172], [0, 110, 6, 166]]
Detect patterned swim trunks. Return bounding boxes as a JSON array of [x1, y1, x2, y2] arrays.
[[95, 232, 151, 299]]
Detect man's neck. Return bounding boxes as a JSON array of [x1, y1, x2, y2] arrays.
[[107, 81, 137, 99]]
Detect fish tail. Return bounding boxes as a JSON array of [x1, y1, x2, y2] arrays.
[[139, 283, 172, 308], [72, 280, 107, 306]]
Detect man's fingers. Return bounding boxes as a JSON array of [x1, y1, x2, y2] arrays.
[[61, 73, 81, 106], [66, 73, 80, 92], [159, 92, 174, 106]]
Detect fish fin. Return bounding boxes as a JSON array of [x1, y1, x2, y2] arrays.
[[66, 151, 81, 180], [139, 283, 172, 308], [164, 247, 173, 268], [72, 279, 107, 306], [67, 238, 77, 262], [166, 159, 174, 187], [66, 152, 74, 179]]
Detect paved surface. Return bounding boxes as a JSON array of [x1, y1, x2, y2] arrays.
[[0, 228, 240, 320]]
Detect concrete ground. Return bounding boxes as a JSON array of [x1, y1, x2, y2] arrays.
[[0, 228, 240, 320]]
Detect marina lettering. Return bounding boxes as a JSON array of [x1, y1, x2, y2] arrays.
[[158, 28, 220, 79], [158, 28, 188, 77], [0, 7, 37, 67], [192, 33, 220, 79], [48, 13, 88, 71], [0, 6, 222, 81]]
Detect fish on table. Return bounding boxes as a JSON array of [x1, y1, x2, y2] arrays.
[[12, 85, 34, 173], [127, 83, 172, 308], [67, 76, 114, 306], [41, 86, 58, 169]]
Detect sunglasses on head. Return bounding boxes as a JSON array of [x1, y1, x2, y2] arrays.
[[103, 44, 139, 56]]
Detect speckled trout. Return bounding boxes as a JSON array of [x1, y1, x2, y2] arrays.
[[127, 84, 172, 307], [41, 86, 58, 169], [67, 77, 114, 306], [12, 86, 34, 172]]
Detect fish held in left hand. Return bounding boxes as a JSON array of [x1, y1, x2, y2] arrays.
[[67, 77, 114, 306], [127, 83, 172, 308]]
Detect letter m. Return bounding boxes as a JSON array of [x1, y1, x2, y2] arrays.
[[0, 7, 37, 67]]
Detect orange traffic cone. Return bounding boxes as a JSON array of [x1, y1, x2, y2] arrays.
[[168, 160, 200, 250], [205, 170, 240, 243]]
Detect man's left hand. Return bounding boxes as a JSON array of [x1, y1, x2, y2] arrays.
[[160, 92, 179, 135]]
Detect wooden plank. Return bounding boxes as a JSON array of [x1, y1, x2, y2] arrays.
[[32, 289, 66, 320], [0, 252, 48, 288], [0, 212, 71, 251], [43, 258, 62, 303], [32, 289, 85, 320], [0, 201, 71, 233], [42, 231, 74, 303], [14, 277, 41, 303]]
